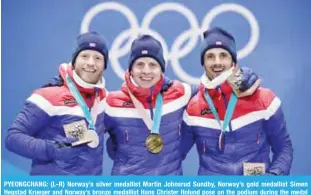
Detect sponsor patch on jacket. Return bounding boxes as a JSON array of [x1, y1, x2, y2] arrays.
[[123, 101, 133, 106], [64, 99, 77, 105], [201, 108, 217, 115]]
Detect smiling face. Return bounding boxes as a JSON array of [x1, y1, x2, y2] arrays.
[[203, 47, 235, 80], [130, 57, 162, 88], [74, 50, 105, 84]]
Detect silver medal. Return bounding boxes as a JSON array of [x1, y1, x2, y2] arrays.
[[85, 130, 99, 148]]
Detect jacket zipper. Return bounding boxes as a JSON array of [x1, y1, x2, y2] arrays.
[[125, 129, 129, 142], [220, 90, 233, 132], [178, 124, 181, 137]]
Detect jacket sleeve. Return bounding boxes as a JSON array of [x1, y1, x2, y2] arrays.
[[264, 96, 293, 175], [106, 130, 117, 160], [181, 111, 196, 160], [41, 75, 64, 88], [5, 95, 52, 161]]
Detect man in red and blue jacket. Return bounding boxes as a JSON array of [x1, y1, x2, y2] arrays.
[[182, 27, 293, 175], [5, 32, 108, 175]]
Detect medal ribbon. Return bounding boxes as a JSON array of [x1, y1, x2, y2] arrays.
[[66, 75, 96, 131], [128, 88, 163, 134], [204, 89, 238, 149]]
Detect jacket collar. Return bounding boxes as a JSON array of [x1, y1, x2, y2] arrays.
[[72, 70, 105, 89], [59, 63, 106, 95], [122, 72, 164, 102], [199, 67, 234, 98]]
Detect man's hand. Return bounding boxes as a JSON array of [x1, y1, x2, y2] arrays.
[[46, 136, 81, 161], [238, 66, 261, 97]]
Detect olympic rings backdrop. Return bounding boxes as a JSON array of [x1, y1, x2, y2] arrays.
[[2, 0, 311, 175]]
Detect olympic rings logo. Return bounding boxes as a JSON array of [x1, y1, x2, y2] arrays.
[[81, 2, 260, 84]]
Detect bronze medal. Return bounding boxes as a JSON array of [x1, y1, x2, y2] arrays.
[[227, 68, 244, 96], [145, 134, 163, 154]]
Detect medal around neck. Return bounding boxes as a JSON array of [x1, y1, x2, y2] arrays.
[[127, 89, 164, 154], [204, 88, 238, 152], [146, 133, 163, 154], [66, 75, 100, 148], [227, 67, 244, 96]]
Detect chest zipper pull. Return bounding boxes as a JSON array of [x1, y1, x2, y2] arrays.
[[125, 129, 129, 142], [178, 124, 181, 137], [257, 133, 260, 144]]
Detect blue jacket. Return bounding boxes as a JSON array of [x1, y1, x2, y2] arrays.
[[104, 72, 197, 175], [5, 64, 107, 175], [182, 78, 293, 175]]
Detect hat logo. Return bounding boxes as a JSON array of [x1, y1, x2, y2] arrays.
[[142, 50, 148, 54], [215, 41, 222, 45], [89, 42, 96, 47]]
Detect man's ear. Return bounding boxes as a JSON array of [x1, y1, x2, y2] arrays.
[[70, 61, 75, 68]]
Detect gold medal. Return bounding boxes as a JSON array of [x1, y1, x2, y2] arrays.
[[145, 134, 163, 154]]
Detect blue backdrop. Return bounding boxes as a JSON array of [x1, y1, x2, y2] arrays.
[[2, 0, 311, 175]]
